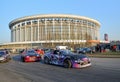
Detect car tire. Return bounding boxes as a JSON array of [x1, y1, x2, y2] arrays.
[[44, 57, 50, 64], [63, 60, 72, 68]]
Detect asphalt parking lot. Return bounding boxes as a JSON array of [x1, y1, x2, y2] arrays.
[[0, 55, 120, 82]]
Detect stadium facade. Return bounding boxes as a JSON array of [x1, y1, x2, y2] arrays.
[[1, 14, 101, 50]]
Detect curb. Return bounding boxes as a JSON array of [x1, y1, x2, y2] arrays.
[[87, 54, 120, 58]]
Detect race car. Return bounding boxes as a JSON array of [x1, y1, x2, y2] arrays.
[[44, 49, 91, 68], [0, 50, 11, 63], [21, 49, 41, 62]]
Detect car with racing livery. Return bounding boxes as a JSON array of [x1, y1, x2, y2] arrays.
[[21, 49, 41, 62], [44, 49, 91, 68]]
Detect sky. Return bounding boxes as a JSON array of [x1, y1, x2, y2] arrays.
[[0, 0, 120, 43]]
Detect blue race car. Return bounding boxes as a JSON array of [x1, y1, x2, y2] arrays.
[[44, 49, 91, 68]]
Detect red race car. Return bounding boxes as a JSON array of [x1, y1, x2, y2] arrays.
[[21, 49, 41, 62]]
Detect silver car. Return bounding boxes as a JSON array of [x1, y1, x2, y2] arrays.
[[0, 51, 11, 62]]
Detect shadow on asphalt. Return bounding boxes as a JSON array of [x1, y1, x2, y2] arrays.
[[12, 54, 22, 62], [11, 55, 92, 70]]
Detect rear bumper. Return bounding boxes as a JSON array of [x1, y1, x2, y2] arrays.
[[0, 58, 7, 63], [24, 57, 41, 62]]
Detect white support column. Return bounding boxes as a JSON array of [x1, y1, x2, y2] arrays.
[[31, 20, 33, 41], [86, 21, 88, 40], [45, 18, 47, 40], [18, 29, 19, 41], [11, 30, 12, 42], [18, 26, 20, 42], [21, 25, 23, 42], [75, 20, 77, 40], [19, 24, 22, 42], [17, 27, 18, 42], [90, 26, 92, 40], [21, 28, 23, 42], [11, 28, 13, 42], [96, 26, 99, 40], [14, 28, 15, 42], [19, 23, 21, 42], [91, 27, 93, 40], [13, 29, 14, 42], [34, 27, 36, 41], [38, 19, 39, 41], [12, 30, 14, 42], [93, 27, 94, 40], [25, 21, 27, 41], [39, 19, 41, 40], [81, 20, 83, 40], [14, 29, 16, 42], [60, 18, 62, 40], [68, 21, 70, 40], [18, 28, 20, 42], [12, 30, 13, 42], [93, 26, 95, 40], [95, 27, 97, 40], [15, 27, 17, 42], [15, 28, 17, 42], [53, 18, 55, 40]]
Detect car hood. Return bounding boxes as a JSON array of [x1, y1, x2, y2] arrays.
[[70, 54, 88, 60], [25, 53, 39, 56]]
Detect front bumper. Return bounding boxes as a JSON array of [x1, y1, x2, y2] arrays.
[[24, 57, 41, 62], [72, 62, 91, 68], [0, 57, 6, 62]]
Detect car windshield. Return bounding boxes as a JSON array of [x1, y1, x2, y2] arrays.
[[60, 50, 74, 55], [27, 50, 36, 54], [73, 54, 87, 60]]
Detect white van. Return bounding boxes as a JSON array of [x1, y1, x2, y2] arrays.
[[56, 46, 68, 50]]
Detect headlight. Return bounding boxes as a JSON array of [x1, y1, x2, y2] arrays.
[[74, 60, 78, 63], [0, 57, 5, 60]]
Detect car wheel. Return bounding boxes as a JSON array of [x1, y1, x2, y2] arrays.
[[44, 57, 50, 64], [63, 60, 72, 68]]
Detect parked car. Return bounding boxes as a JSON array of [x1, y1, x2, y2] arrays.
[[0, 50, 11, 63], [77, 47, 95, 54], [42, 48, 54, 53], [44, 49, 91, 68], [21, 49, 41, 62]]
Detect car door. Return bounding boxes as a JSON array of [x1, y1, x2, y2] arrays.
[[50, 51, 60, 64], [57, 51, 65, 64]]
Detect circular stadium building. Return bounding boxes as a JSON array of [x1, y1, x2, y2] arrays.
[[8, 14, 100, 49]]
